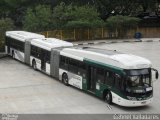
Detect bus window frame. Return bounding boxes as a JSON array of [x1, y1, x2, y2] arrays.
[[7, 37, 25, 52]]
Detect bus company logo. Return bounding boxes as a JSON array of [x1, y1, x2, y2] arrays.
[[74, 76, 82, 81], [1, 114, 18, 120]]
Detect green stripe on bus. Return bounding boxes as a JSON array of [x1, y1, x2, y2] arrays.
[[84, 58, 125, 75]]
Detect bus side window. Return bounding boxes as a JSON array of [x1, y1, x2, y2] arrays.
[[44, 50, 50, 64], [9, 37, 24, 52], [37, 47, 41, 59], [115, 73, 121, 89], [97, 68, 105, 83], [31, 45, 36, 57], [105, 71, 114, 86], [60, 56, 66, 70], [105, 71, 109, 85], [78, 61, 86, 76], [68, 58, 78, 74], [31, 45, 41, 59], [10, 38, 15, 49]]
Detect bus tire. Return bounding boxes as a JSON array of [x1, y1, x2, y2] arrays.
[[12, 51, 15, 59], [32, 60, 37, 70], [62, 73, 69, 86], [104, 91, 112, 104]]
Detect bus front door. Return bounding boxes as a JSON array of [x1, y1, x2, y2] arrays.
[[88, 66, 97, 92]]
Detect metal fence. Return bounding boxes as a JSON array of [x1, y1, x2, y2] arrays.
[[40, 28, 117, 41], [39, 27, 160, 41]]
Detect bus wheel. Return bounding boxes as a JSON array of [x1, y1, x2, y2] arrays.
[[12, 51, 15, 59], [32, 60, 37, 70], [62, 73, 69, 86], [105, 91, 112, 104]]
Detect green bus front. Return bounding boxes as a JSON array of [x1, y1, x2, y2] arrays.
[[82, 59, 158, 107]]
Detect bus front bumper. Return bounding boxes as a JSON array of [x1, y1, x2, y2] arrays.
[[111, 92, 153, 107]]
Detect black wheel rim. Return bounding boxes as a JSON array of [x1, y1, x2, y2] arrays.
[[63, 74, 68, 84]]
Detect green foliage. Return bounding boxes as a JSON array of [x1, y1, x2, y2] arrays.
[[66, 21, 92, 29], [53, 3, 104, 29], [23, 3, 104, 30], [106, 15, 141, 38], [23, 5, 53, 32], [0, 0, 159, 28], [0, 18, 14, 51], [106, 15, 140, 28], [0, 18, 14, 31]]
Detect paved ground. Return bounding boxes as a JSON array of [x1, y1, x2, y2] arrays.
[[0, 41, 160, 114]]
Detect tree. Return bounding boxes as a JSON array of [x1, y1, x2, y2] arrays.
[[0, 0, 54, 27], [0, 18, 14, 51], [1, 0, 159, 29], [106, 15, 140, 38], [23, 5, 53, 32], [53, 3, 104, 29]]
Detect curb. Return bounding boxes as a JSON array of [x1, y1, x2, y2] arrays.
[[144, 40, 153, 42], [73, 39, 160, 46], [74, 40, 140, 46]]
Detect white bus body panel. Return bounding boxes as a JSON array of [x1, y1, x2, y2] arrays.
[[6, 31, 45, 42], [30, 56, 41, 70], [61, 48, 152, 70], [10, 48, 25, 62], [30, 56, 51, 75], [59, 68, 83, 89], [31, 38, 73, 51], [46, 63, 50, 75]]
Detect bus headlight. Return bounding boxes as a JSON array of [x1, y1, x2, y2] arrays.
[[134, 89, 145, 93], [146, 87, 152, 92]]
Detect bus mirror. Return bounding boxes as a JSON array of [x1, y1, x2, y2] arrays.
[[152, 68, 159, 80], [156, 71, 159, 79]]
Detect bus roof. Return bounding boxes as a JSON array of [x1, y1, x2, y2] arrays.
[[31, 38, 73, 51], [61, 47, 152, 70], [6, 31, 45, 42]]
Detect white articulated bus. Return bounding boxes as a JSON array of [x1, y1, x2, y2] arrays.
[[5, 31, 73, 75], [30, 38, 73, 74], [5, 31, 159, 107], [5, 31, 45, 62]]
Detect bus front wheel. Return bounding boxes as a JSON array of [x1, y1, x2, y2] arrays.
[[105, 91, 112, 104], [62, 73, 69, 86]]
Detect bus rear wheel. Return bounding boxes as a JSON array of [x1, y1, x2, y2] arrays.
[[105, 91, 112, 104], [62, 73, 69, 86], [32, 60, 37, 70]]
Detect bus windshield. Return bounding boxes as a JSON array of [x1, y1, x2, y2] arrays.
[[125, 69, 151, 89], [127, 75, 151, 87]]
